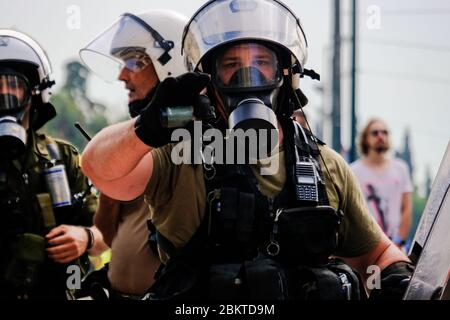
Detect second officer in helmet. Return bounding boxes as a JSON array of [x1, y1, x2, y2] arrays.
[[78, 10, 188, 298], [0, 30, 106, 300]]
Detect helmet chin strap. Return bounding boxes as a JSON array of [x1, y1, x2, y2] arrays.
[[19, 105, 31, 130], [212, 87, 229, 123]]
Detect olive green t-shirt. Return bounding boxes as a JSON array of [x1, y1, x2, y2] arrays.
[[145, 143, 381, 263], [108, 196, 160, 295]]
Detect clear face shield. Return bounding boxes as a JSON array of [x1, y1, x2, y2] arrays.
[[183, 0, 308, 74], [111, 46, 153, 73], [80, 13, 170, 82], [0, 71, 30, 159], [214, 43, 281, 91], [0, 73, 31, 114]]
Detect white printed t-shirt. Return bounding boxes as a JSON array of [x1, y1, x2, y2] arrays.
[[350, 158, 413, 239]]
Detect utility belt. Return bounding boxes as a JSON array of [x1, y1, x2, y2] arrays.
[[108, 290, 142, 301], [206, 258, 363, 300], [146, 256, 363, 301]]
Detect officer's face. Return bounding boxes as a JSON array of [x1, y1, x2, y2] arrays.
[[367, 120, 390, 154], [216, 43, 278, 86], [0, 75, 27, 103], [118, 62, 159, 103]]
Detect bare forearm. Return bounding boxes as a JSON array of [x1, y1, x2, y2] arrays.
[[81, 119, 151, 182], [373, 242, 410, 271], [343, 234, 410, 284]]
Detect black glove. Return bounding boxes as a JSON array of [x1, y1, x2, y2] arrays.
[[134, 72, 210, 148], [369, 261, 415, 300]]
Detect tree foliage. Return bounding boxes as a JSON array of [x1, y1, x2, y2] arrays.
[[41, 61, 109, 151]]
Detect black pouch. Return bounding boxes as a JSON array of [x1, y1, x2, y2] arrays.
[[208, 263, 244, 300], [208, 259, 288, 301], [245, 258, 288, 300], [288, 259, 363, 300], [276, 205, 342, 263], [3, 233, 45, 292]]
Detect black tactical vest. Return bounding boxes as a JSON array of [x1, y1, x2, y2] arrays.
[[0, 132, 92, 300], [0, 136, 50, 242], [200, 117, 331, 264], [146, 117, 364, 301]]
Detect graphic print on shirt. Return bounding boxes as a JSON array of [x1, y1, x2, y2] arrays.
[[365, 183, 390, 237]]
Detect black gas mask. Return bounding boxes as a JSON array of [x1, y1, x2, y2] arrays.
[[213, 43, 283, 158], [0, 69, 32, 159]]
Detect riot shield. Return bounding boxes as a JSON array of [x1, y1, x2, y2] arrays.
[[404, 141, 450, 300]]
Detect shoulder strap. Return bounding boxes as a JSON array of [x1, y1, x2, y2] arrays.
[[40, 134, 62, 161], [35, 134, 60, 231]]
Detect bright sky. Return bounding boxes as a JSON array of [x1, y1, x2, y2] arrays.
[[1, 0, 449, 190]]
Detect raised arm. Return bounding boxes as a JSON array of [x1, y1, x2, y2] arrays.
[[81, 73, 210, 201], [81, 118, 154, 201]]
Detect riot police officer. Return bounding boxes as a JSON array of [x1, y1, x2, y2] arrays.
[[78, 10, 188, 299], [0, 30, 106, 300], [81, 0, 414, 300]]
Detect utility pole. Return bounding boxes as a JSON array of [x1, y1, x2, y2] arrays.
[[331, 0, 342, 153], [349, 0, 358, 162]]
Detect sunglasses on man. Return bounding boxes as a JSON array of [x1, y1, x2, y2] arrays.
[[114, 47, 152, 73], [122, 54, 152, 73], [370, 129, 389, 137]]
